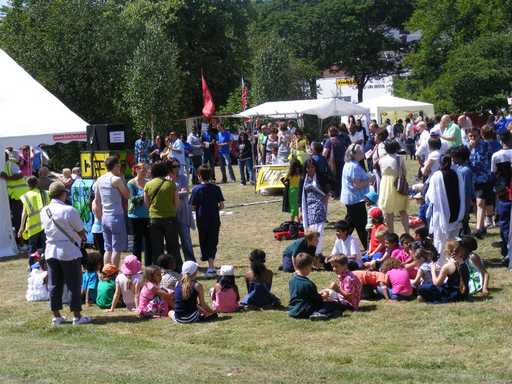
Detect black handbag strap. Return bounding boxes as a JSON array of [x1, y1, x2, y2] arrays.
[[45, 207, 81, 250], [149, 178, 168, 206]]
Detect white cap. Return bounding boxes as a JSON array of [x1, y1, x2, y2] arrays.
[[181, 261, 199, 275], [220, 265, 235, 276]]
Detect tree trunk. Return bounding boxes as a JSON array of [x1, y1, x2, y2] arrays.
[[357, 82, 364, 103], [149, 113, 155, 141]]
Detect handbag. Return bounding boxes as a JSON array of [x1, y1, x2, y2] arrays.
[[45, 207, 88, 265], [394, 155, 409, 195]]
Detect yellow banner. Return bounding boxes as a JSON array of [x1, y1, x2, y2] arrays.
[[255, 164, 288, 192], [80, 151, 131, 178], [336, 78, 357, 86]]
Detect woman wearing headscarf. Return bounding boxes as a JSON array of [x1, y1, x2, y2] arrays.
[[425, 155, 465, 265]]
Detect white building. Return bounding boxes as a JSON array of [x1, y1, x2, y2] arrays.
[[316, 75, 393, 103]]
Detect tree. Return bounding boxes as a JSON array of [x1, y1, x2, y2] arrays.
[[397, 0, 512, 112], [252, 0, 414, 101], [124, 22, 184, 138]]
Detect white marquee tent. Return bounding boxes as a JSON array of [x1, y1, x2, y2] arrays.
[[235, 98, 370, 119], [0, 49, 88, 257], [358, 95, 435, 124]]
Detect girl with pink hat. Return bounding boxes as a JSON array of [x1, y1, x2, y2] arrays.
[[109, 255, 143, 312]]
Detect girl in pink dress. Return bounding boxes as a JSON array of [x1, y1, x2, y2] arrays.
[[210, 265, 240, 313], [137, 266, 172, 318]]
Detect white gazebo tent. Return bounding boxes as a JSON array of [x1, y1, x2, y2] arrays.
[[0, 49, 88, 257], [235, 98, 370, 119], [359, 95, 435, 124]]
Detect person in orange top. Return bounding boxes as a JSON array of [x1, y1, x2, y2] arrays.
[[361, 207, 387, 266]]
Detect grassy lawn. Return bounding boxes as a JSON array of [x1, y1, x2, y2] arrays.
[[1, 159, 511, 383]]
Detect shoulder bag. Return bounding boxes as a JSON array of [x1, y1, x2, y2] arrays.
[[394, 155, 409, 195]]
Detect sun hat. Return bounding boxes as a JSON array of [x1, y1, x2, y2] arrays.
[[364, 191, 379, 205], [120, 255, 141, 276], [181, 260, 199, 275], [369, 207, 383, 219], [102, 263, 118, 278], [220, 265, 235, 276]]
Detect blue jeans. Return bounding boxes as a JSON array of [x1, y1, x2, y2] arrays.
[[377, 286, 414, 301], [219, 152, 236, 182], [238, 158, 254, 184], [178, 221, 195, 262], [202, 151, 216, 181]]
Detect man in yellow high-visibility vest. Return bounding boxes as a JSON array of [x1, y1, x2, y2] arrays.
[[0, 152, 29, 241], [18, 176, 49, 254]]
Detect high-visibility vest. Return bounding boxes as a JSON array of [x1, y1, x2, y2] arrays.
[[3, 160, 29, 200], [20, 189, 49, 240]]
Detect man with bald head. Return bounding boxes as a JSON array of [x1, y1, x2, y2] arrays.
[[440, 114, 462, 148]]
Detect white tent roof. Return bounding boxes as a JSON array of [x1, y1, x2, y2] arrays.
[[0, 49, 89, 258], [358, 95, 435, 124], [0, 49, 88, 147], [235, 98, 369, 119]]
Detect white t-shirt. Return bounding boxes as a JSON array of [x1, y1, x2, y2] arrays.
[[331, 235, 362, 266], [491, 149, 512, 173], [349, 130, 364, 144], [427, 150, 441, 175], [115, 272, 143, 309], [171, 139, 186, 172], [386, 124, 394, 139]]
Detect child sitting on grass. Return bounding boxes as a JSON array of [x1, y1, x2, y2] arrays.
[[81, 252, 101, 305], [362, 207, 387, 265], [352, 270, 387, 300], [156, 253, 181, 291], [288, 253, 343, 321], [393, 233, 417, 279], [377, 258, 414, 301], [171, 261, 217, 323], [331, 220, 362, 270], [241, 249, 280, 308], [210, 265, 240, 313], [137, 266, 173, 318], [410, 249, 435, 288], [96, 263, 118, 309], [321, 255, 362, 311], [109, 255, 142, 312]]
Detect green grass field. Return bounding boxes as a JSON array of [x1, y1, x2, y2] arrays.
[[1, 159, 512, 384]]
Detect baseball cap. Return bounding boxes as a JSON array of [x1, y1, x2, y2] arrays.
[[369, 207, 383, 219], [365, 191, 379, 205], [181, 260, 199, 275], [220, 265, 235, 276]]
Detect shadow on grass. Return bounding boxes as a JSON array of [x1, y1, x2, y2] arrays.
[[356, 304, 377, 312], [91, 315, 147, 325], [0, 252, 28, 263], [484, 258, 508, 269]]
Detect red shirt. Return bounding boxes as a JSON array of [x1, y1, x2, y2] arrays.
[[369, 223, 386, 254]]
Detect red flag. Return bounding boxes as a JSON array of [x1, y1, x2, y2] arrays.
[[241, 77, 248, 111], [201, 73, 215, 119]]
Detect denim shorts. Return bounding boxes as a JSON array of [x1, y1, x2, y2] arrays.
[[102, 214, 127, 252]]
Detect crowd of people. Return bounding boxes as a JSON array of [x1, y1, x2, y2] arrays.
[[9, 108, 512, 324]]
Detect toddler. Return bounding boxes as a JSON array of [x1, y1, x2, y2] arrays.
[[377, 258, 414, 301], [210, 265, 240, 313], [138, 266, 173, 318], [171, 261, 217, 323], [364, 191, 379, 241], [241, 249, 280, 308], [364, 207, 387, 259], [82, 252, 101, 305], [288, 253, 342, 321], [322, 255, 362, 311], [96, 263, 118, 309], [281, 159, 302, 223], [156, 253, 181, 291], [411, 249, 435, 288], [109, 255, 143, 312]]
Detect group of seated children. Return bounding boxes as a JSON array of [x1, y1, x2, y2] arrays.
[[283, 206, 490, 320], [81, 249, 281, 323]]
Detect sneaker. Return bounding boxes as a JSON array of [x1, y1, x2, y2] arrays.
[[309, 312, 329, 321], [204, 269, 217, 278], [51, 316, 66, 326], [72, 316, 92, 325]]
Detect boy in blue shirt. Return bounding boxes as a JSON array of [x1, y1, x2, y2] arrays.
[[217, 125, 236, 183], [190, 165, 225, 278]]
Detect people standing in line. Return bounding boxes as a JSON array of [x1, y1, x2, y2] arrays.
[[134, 132, 149, 164], [340, 144, 370, 250], [378, 140, 409, 235], [144, 161, 182, 269], [127, 163, 152, 264], [187, 126, 204, 185], [18, 176, 49, 255], [238, 131, 254, 185], [190, 165, 225, 278], [201, 126, 217, 182], [92, 156, 130, 267], [217, 125, 236, 183], [168, 158, 196, 262], [1, 151, 29, 244], [40, 181, 90, 326]]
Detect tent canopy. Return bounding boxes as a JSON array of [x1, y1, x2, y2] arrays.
[[235, 98, 369, 119], [0, 49, 88, 258], [0, 49, 88, 148], [358, 95, 435, 124]]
